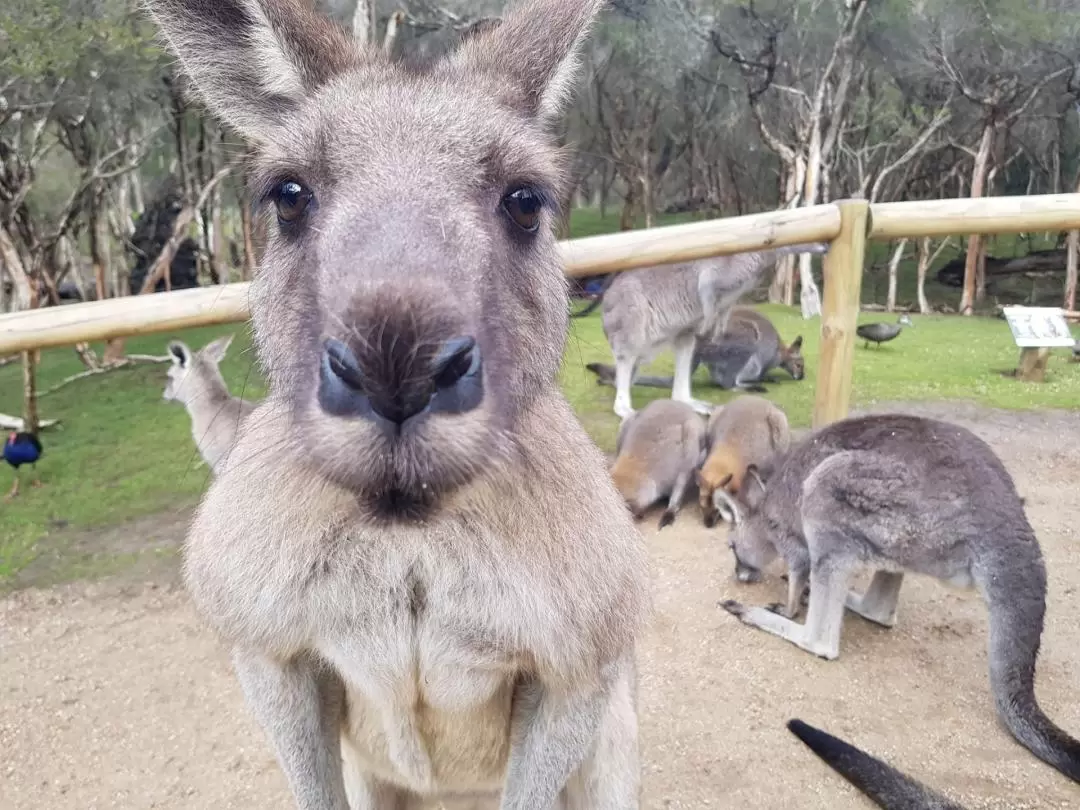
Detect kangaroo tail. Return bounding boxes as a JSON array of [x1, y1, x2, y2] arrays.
[[583, 362, 672, 389], [976, 536, 1080, 782], [570, 273, 616, 318], [786, 719, 966, 810]]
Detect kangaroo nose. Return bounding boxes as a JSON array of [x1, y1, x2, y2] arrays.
[[318, 336, 483, 434]]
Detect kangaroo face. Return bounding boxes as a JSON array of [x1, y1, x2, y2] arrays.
[[780, 335, 805, 380]]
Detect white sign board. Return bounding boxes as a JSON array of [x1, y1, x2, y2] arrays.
[[1001, 306, 1076, 348]]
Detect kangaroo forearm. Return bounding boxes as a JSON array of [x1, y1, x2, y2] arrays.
[[499, 676, 612, 810], [232, 649, 350, 810]]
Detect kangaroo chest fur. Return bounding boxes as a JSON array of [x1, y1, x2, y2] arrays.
[[184, 405, 646, 799]]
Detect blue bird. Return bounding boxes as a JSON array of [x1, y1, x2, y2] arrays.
[[3, 431, 43, 500]]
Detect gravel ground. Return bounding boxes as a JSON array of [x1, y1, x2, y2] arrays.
[[2, 400, 1079, 809]]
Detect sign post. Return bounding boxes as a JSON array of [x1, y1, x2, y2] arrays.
[[1001, 306, 1076, 382]]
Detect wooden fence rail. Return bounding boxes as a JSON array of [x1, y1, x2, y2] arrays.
[[2, 193, 1080, 428]]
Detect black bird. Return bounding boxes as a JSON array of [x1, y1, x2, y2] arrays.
[[856, 313, 913, 349], [3, 431, 43, 500]]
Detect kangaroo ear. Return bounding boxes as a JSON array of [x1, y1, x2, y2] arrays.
[[146, 0, 362, 142], [719, 472, 733, 488], [167, 340, 192, 368], [447, 0, 606, 123], [200, 334, 235, 364], [790, 335, 803, 352]]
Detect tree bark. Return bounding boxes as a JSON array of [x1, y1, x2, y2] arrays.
[[960, 122, 995, 315], [1065, 172, 1080, 310], [239, 191, 257, 281], [916, 237, 932, 315], [22, 350, 40, 435], [0, 226, 33, 311], [89, 182, 110, 301], [353, 0, 372, 44], [886, 238, 908, 312]]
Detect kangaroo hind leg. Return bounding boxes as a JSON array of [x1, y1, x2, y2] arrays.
[[845, 571, 904, 628]]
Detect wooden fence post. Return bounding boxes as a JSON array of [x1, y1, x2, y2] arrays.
[[813, 199, 870, 428]]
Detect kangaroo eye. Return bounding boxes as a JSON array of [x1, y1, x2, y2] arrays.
[[274, 180, 314, 225], [501, 186, 543, 233]]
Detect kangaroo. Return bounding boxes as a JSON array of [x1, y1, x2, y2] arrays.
[[786, 719, 967, 810], [696, 394, 789, 529], [147, 0, 649, 808], [574, 245, 827, 419], [608, 398, 707, 530], [584, 307, 805, 395], [163, 335, 257, 472], [720, 413, 1080, 783]]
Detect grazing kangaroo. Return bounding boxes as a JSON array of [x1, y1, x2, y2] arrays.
[[608, 398, 707, 529], [721, 413, 1080, 783], [163, 335, 257, 472], [696, 395, 789, 529], [575, 245, 827, 418], [147, 0, 649, 808], [585, 307, 805, 395], [786, 719, 967, 810]]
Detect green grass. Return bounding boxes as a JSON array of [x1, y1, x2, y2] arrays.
[[1, 207, 1078, 585]]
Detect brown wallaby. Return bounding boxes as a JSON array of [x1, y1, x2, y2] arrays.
[[585, 307, 805, 394], [608, 398, 707, 530], [147, 0, 649, 808], [574, 245, 827, 418], [163, 335, 257, 472], [720, 413, 1080, 784], [695, 394, 789, 530], [786, 719, 967, 810]]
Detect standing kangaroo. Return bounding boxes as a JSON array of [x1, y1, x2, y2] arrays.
[[146, 0, 649, 808], [584, 307, 805, 395], [721, 413, 1080, 784], [163, 335, 257, 472], [574, 245, 827, 418]]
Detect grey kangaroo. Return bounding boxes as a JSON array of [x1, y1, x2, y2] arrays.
[[163, 335, 257, 472], [585, 307, 805, 394], [574, 245, 827, 418], [608, 398, 707, 530], [146, 1, 649, 809], [721, 413, 1080, 783], [786, 719, 967, 810]]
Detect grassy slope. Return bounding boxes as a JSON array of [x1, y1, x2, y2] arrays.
[[2, 208, 1078, 583]]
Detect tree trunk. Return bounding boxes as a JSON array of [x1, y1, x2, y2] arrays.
[[0, 226, 33, 311], [619, 182, 637, 231], [640, 147, 654, 229], [129, 170, 144, 216], [886, 238, 908, 312], [916, 237, 932, 315], [240, 191, 257, 281], [960, 122, 994, 315], [21, 350, 40, 435], [1064, 172, 1080, 310], [796, 152, 821, 318], [89, 183, 110, 301], [352, 0, 372, 43]]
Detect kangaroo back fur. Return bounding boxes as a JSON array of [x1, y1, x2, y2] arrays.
[[725, 413, 1080, 784], [163, 335, 257, 472], [610, 398, 707, 529], [697, 395, 789, 527], [786, 719, 967, 810]]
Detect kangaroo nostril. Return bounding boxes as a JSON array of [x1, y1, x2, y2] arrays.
[[324, 338, 365, 391], [431, 336, 478, 389]]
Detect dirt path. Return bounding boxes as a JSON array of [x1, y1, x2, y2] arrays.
[[3, 400, 1080, 809]]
